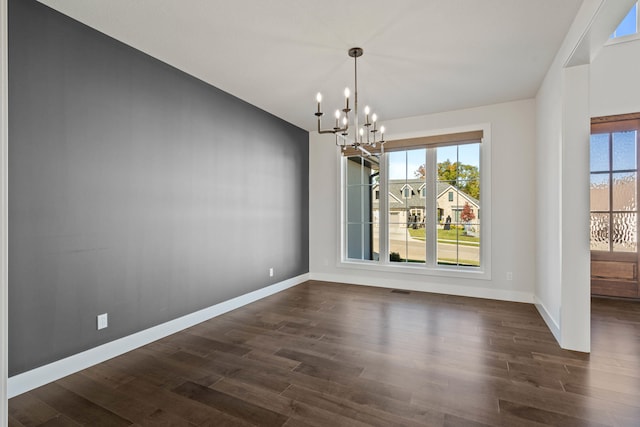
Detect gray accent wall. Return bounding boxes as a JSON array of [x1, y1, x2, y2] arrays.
[[8, 0, 309, 375]]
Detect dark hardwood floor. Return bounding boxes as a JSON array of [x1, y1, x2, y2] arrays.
[[8, 280, 640, 426]]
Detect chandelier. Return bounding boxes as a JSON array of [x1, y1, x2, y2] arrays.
[[314, 47, 385, 155]]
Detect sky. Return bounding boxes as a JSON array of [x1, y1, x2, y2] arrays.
[[590, 131, 637, 173], [388, 144, 480, 180], [610, 3, 637, 38]]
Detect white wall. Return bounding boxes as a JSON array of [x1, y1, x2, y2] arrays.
[[561, 64, 591, 352], [535, 7, 594, 352], [534, 0, 635, 352], [591, 38, 640, 116], [535, 59, 563, 337], [310, 99, 537, 303]]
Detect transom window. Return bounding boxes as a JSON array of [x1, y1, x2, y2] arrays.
[[610, 2, 638, 39], [342, 129, 486, 273]]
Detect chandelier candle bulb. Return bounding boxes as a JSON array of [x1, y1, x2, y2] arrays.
[[344, 88, 350, 111], [316, 93, 322, 113], [334, 110, 341, 128]]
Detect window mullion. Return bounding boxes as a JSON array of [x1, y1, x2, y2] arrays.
[[425, 148, 437, 267], [380, 153, 389, 264]]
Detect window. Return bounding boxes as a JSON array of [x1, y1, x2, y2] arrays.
[[342, 128, 486, 274], [590, 120, 639, 252], [401, 184, 413, 199], [610, 2, 638, 39], [590, 114, 640, 298], [345, 156, 379, 261]]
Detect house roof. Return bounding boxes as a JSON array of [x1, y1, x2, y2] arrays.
[[373, 179, 478, 209]]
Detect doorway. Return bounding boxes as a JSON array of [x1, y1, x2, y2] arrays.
[[590, 113, 640, 297]]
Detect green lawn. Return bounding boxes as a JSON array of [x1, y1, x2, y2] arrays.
[[407, 227, 479, 246], [437, 258, 480, 267]]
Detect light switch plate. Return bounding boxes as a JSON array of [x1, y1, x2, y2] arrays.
[[97, 313, 108, 330]]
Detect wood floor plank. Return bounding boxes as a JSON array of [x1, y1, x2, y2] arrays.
[[211, 378, 297, 418], [498, 399, 610, 427], [8, 392, 60, 426], [115, 376, 250, 427], [8, 282, 640, 426], [171, 381, 289, 426], [129, 408, 198, 427], [55, 373, 157, 423], [30, 382, 132, 427], [35, 414, 83, 427]]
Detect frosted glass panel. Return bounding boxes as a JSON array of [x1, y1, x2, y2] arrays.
[[612, 172, 636, 211], [590, 213, 609, 251], [590, 133, 609, 172], [613, 131, 637, 171], [612, 212, 637, 252], [590, 173, 609, 211]]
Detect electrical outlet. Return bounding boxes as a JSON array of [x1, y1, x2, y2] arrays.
[[97, 313, 108, 330], [506, 272, 513, 281], [269, 267, 274, 277]]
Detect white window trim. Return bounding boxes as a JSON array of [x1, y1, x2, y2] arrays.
[[338, 123, 492, 281], [605, 31, 640, 46]]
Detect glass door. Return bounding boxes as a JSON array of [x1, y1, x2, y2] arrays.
[[590, 115, 640, 297]]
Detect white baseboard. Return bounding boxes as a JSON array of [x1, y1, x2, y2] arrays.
[[8, 273, 309, 398], [534, 297, 561, 344], [309, 272, 535, 303]]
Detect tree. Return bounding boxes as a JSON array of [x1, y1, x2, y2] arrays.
[[460, 202, 476, 223], [414, 159, 480, 199]]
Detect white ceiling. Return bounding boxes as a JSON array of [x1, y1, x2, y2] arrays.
[[38, 0, 584, 131]]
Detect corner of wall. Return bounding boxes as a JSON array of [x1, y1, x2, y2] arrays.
[[534, 296, 561, 343]]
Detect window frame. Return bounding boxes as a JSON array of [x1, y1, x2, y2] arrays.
[[338, 124, 492, 280], [419, 183, 426, 198]]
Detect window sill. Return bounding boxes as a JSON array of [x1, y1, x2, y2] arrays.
[[338, 259, 491, 281], [605, 32, 640, 46]]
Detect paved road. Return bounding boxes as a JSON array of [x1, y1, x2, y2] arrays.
[[374, 227, 479, 264]]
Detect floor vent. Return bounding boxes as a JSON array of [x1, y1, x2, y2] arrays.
[[391, 289, 411, 294]]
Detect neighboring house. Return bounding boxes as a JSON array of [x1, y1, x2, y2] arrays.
[[372, 179, 480, 232]]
